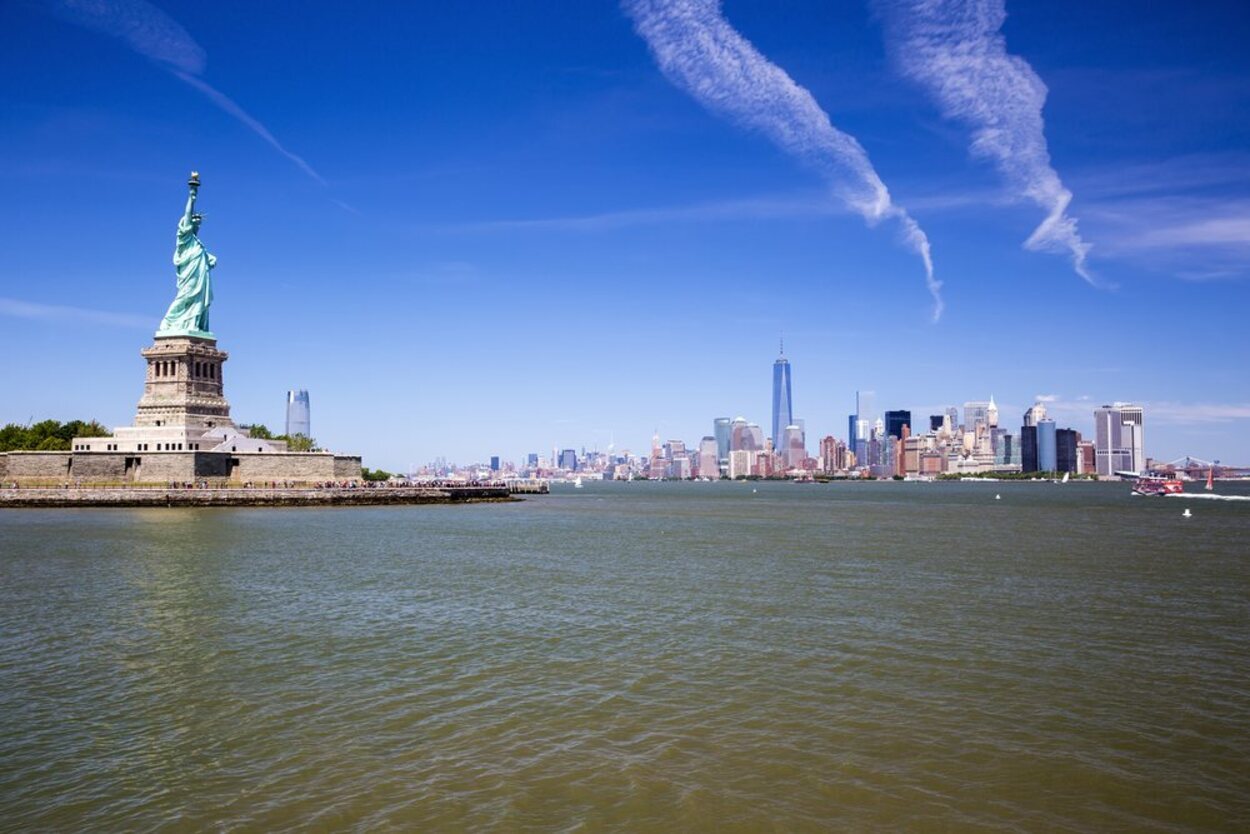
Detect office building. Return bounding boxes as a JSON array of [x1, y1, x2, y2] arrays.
[[964, 401, 990, 433], [559, 448, 577, 471], [1094, 403, 1145, 475], [782, 424, 805, 468], [489, 455, 500, 472], [994, 432, 1021, 467], [285, 389, 310, 438], [1037, 418, 1057, 472], [1076, 440, 1096, 474], [1021, 425, 1038, 473], [729, 449, 752, 479], [713, 417, 731, 471], [771, 344, 793, 451], [1056, 429, 1079, 473], [697, 437, 719, 479], [885, 410, 911, 440], [1023, 401, 1047, 428], [945, 406, 960, 431]]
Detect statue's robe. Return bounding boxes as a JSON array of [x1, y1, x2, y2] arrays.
[[158, 215, 216, 336]]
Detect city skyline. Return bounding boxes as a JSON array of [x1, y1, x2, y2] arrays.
[[1, 1, 1248, 470]]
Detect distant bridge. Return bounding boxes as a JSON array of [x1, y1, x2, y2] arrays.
[[1153, 456, 1250, 479]]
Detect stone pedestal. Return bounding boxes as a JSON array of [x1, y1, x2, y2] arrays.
[[134, 336, 234, 432]]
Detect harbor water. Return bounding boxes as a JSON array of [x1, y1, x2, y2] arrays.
[[2, 481, 1248, 831]]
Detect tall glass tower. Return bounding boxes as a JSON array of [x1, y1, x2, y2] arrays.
[[713, 417, 731, 471], [771, 342, 792, 451], [285, 389, 310, 438]]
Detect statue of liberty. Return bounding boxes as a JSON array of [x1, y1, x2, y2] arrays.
[[157, 172, 216, 339]]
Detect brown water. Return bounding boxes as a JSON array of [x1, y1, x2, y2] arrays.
[[1, 481, 1248, 831]]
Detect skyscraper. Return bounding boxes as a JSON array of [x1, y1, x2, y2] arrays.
[[885, 410, 911, 439], [730, 417, 750, 452], [697, 436, 719, 479], [1021, 425, 1039, 473], [964, 401, 991, 432], [713, 417, 731, 472], [782, 424, 805, 468], [1037, 418, 1057, 472], [1023, 401, 1047, 428], [1094, 404, 1145, 475], [850, 391, 873, 463], [771, 342, 792, 451], [944, 406, 959, 432], [1056, 429, 1079, 473], [285, 389, 310, 438]]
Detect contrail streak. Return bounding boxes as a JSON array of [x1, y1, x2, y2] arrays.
[[36, 0, 322, 184], [876, 0, 1093, 283], [622, 0, 943, 320], [174, 72, 325, 186]]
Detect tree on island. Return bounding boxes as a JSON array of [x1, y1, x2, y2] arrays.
[[361, 467, 393, 482], [0, 419, 110, 452], [242, 424, 318, 452], [284, 434, 315, 452]]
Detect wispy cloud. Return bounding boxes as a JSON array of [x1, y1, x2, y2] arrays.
[[0, 296, 151, 329], [37, 0, 322, 184], [425, 193, 843, 233], [1145, 402, 1250, 425], [1081, 193, 1250, 279], [172, 72, 324, 185], [1025, 393, 1250, 427], [621, 0, 943, 321], [876, 0, 1092, 284]]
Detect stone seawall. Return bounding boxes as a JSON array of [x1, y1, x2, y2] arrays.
[[0, 486, 516, 508]]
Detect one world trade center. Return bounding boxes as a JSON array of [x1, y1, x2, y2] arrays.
[[771, 342, 792, 451]]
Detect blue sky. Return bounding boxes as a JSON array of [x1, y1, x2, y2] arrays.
[[2, 0, 1248, 470]]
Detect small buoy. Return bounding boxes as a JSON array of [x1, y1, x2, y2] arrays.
[[1183, 508, 1192, 518], [752, 488, 757, 494], [995, 494, 1001, 500]]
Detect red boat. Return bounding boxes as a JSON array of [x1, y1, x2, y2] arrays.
[[1132, 474, 1185, 496]]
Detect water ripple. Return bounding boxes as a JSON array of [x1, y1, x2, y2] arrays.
[[2, 483, 1248, 831]]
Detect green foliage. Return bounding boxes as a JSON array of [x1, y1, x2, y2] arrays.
[[361, 467, 393, 482], [0, 419, 109, 452], [242, 425, 317, 451], [283, 433, 316, 452]]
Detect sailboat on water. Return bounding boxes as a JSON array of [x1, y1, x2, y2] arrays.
[[1206, 469, 1215, 491]]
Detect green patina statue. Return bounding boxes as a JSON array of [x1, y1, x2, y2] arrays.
[[157, 172, 217, 339]]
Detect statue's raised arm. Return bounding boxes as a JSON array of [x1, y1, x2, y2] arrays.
[[181, 174, 199, 224], [157, 171, 217, 340]]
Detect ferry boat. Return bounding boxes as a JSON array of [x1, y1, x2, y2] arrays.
[[1131, 474, 1185, 496]]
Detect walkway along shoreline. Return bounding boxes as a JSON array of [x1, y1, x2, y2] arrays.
[[0, 485, 519, 508]]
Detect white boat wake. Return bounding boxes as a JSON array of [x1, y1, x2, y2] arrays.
[[1166, 493, 1250, 502]]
